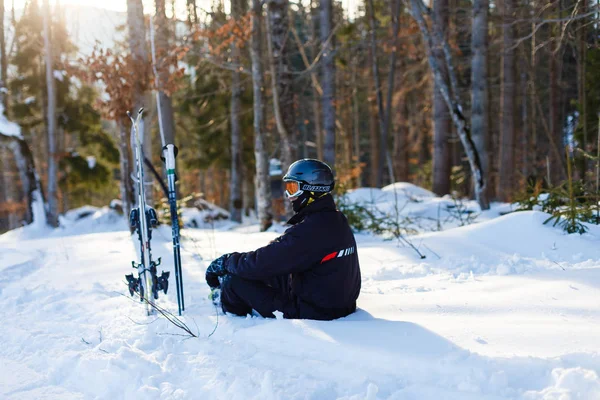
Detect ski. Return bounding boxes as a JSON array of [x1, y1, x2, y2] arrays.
[[125, 108, 169, 315]]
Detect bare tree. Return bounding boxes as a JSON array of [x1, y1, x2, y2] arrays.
[[471, 0, 490, 209], [498, 0, 516, 201], [408, 0, 487, 209], [229, 0, 245, 223], [0, 0, 7, 110], [320, 0, 336, 167], [155, 0, 176, 148], [310, 0, 323, 161], [383, 0, 401, 184], [266, 0, 296, 173], [431, 0, 451, 196], [367, 0, 394, 186], [186, 0, 198, 27], [117, 118, 134, 218], [251, 0, 273, 231], [0, 133, 47, 226], [42, 0, 58, 227], [127, 0, 152, 208]]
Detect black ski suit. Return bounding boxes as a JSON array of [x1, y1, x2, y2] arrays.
[[220, 194, 361, 320]]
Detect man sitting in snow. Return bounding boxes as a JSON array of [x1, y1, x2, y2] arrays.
[[205, 159, 361, 320]]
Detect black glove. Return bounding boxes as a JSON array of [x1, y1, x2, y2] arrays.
[[205, 253, 231, 288]]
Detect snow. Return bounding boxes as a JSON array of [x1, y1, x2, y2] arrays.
[[269, 158, 283, 176], [86, 156, 97, 169], [1, 186, 600, 399], [0, 104, 22, 138], [53, 70, 66, 82]]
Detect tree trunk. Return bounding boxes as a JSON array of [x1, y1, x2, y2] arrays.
[[529, 19, 538, 181], [127, 0, 152, 207], [0, 0, 7, 111], [549, 3, 564, 185], [498, 0, 516, 201], [266, 0, 296, 173], [352, 56, 362, 185], [369, 103, 379, 187], [1, 148, 18, 229], [310, 0, 323, 161], [0, 133, 47, 226], [155, 0, 176, 148], [186, 0, 197, 27], [42, 0, 58, 227], [578, 0, 588, 179], [229, 0, 244, 223], [320, 0, 336, 168], [395, 93, 409, 181], [383, 0, 401, 184], [251, 0, 273, 231], [367, 0, 392, 187], [432, 0, 451, 196], [266, 0, 295, 217], [409, 0, 487, 208], [118, 118, 134, 219], [470, 0, 490, 209]]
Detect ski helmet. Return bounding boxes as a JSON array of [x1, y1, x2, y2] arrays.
[[283, 159, 335, 199]]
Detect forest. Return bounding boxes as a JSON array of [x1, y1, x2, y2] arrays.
[[0, 0, 599, 233]]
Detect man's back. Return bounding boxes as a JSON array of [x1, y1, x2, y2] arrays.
[[287, 194, 361, 319], [225, 194, 361, 320]]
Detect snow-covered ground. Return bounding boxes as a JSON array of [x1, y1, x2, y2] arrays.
[[1, 194, 600, 399]]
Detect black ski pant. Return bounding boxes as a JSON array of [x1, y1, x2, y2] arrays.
[[220, 274, 356, 320], [220, 274, 295, 318]]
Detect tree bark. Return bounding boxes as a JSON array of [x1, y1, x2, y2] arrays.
[[251, 0, 273, 231], [266, 0, 296, 173], [549, 1, 565, 185], [310, 0, 323, 161], [498, 0, 516, 201], [229, 0, 244, 223], [578, 0, 588, 179], [155, 0, 176, 148], [432, 0, 451, 196], [42, 0, 58, 227], [0, 133, 47, 226], [352, 56, 362, 185], [383, 0, 401, 184], [1, 147, 18, 229], [127, 0, 152, 207], [367, 0, 393, 187], [118, 118, 134, 219], [320, 0, 336, 168], [0, 0, 7, 111], [186, 0, 197, 27], [369, 103, 379, 187], [395, 93, 409, 181], [470, 0, 490, 209]]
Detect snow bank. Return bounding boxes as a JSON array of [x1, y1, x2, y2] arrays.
[[341, 183, 500, 233]]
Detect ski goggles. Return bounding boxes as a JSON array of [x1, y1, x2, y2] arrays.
[[284, 180, 303, 198]]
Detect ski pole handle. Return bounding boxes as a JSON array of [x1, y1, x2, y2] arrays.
[[164, 144, 176, 174]]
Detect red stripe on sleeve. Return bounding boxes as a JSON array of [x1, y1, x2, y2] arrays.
[[320, 251, 338, 264]]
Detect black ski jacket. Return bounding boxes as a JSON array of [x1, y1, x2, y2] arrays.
[[224, 194, 361, 320]]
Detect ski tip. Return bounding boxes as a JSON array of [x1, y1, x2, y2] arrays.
[[137, 108, 144, 115], [126, 110, 132, 118]]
